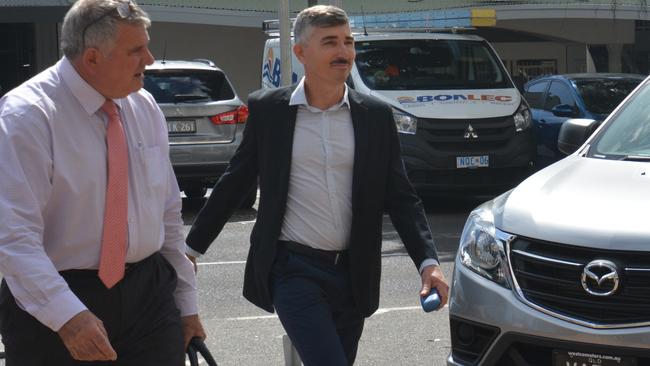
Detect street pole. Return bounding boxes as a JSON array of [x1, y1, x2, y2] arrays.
[[279, 0, 292, 86]]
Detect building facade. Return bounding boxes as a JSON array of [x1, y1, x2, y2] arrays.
[[0, 0, 649, 98]]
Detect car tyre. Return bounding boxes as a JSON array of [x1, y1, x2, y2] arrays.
[[184, 186, 207, 199]]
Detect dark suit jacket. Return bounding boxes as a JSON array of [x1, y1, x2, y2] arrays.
[[186, 85, 438, 317]]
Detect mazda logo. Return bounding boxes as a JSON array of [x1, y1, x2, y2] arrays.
[[581, 260, 620, 297]]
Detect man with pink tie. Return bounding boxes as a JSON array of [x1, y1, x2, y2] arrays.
[[0, 1, 204, 365]]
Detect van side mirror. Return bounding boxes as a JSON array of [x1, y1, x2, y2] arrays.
[[552, 104, 577, 117], [557, 118, 600, 155]]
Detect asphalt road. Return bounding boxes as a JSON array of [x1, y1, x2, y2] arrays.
[[183, 193, 488, 366], [0, 194, 488, 366]]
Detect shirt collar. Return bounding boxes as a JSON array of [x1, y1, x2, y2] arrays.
[[289, 77, 350, 111], [58, 57, 125, 115]]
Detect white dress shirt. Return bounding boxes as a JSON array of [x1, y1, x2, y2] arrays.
[[0, 58, 198, 331], [278, 78, 439, 271], [278, 78, 355, 251]]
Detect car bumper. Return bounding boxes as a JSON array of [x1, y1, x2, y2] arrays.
[[168, 133, 241, 186], [400, 129, 536, 195], [447, 260, 650, 365]]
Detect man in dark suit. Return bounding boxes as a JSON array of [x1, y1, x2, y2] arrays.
[[185, 5, 448, 365]]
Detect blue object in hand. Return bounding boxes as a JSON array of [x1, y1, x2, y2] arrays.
[[420, 288, 441, 312]]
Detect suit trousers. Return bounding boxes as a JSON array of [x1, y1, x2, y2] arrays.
[[0, 252, 184, 366], [271, 245, 365, 366]]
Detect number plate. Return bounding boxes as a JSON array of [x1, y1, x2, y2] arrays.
[[456, 155, 489, 168], [167, 120, 196, 133], [553, 350, 637, 366]]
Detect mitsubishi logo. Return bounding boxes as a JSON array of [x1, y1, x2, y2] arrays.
[[581, 260, 620, 297], [464, 124, 478, 139]]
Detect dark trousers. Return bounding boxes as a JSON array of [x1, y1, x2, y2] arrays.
[[0, 253, 184, 366], [271, 245, 365, 366]]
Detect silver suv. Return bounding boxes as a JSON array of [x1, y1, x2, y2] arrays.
[[143, 59, 255, 206], [448, 76, 650, 365]]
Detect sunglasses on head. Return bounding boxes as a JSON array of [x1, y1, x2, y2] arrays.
[[82, 1, 137, 49]]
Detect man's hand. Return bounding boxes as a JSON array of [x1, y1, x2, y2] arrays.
[[182, 314, 207, 350], [420, 265, 450, 310], [186, 253, 197, 273], [57, 310, 117, 361]]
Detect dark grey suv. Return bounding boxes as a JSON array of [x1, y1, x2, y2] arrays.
[[144, 60, 255, 207]]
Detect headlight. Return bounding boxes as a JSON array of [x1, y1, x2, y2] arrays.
[[393, 108, 417, 135], [513, 103, 532, 132], [459, 200, 510, 287]]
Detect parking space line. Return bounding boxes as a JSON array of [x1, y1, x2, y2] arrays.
[[221, 305, 449, 321], [198, 261, 246, 266], [198, 252, 426, 267]]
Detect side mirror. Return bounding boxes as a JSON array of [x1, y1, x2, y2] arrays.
[[557, 118, 600, 155], [551, 104, 577, 117]]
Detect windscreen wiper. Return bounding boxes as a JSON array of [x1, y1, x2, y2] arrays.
[[620, 155, 650, 162], [173, 94, 209, 102]]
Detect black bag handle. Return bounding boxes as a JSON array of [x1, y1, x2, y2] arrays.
[[186, 337, 218, 366]]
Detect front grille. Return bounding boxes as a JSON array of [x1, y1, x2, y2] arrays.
[[486, 333, 650, 366], [509, 237, 650, 326], [417, 116, 515, 152]]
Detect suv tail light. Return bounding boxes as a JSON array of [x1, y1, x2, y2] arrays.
[[210, 105, 248, 125]]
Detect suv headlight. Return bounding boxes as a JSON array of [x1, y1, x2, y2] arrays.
[[393, 108, 417, 135], [513, 103, 532, 132], [459, 200, 510, 288]]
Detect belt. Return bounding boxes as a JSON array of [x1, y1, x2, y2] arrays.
[[59, 253, 157, 278], [278, 240, 347, 266]]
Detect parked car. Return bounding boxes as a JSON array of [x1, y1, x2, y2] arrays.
[[447, 75, 650, 365], [143, 59, 256, 207], [523, 73, 644, 168]]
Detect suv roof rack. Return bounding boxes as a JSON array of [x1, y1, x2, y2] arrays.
[[262, 19, 295, 35], [192, 58, 216, 68]]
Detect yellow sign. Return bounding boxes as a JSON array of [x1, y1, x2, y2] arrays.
[[471, 9, 496, 27]]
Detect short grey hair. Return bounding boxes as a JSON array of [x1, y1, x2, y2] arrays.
[[293, 5, 349, 45], [61, 0, 151, 59]]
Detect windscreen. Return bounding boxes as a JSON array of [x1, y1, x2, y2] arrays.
[[574, 78, 643, 115], [143, 70, 235, 104], [354, 39, 511, 90], [588, 80, 650, 160]]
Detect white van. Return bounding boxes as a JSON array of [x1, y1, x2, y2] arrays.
[[262, 31, 536, 195]]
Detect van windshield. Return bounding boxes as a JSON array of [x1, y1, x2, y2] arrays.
[[354, 39, 511, 90]]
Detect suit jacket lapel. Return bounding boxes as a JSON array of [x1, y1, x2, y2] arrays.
[[349, 89, 369, 204]]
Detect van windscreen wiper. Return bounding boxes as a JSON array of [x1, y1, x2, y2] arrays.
[[620, 155, 650, 162]]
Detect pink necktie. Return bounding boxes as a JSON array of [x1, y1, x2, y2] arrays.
[[99, 100, 128, 289]]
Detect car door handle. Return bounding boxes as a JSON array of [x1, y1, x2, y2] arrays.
[[539, 119, 547, 125]]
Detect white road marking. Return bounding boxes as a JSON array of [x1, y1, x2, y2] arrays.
[[197, 253, 414, 266], [237, 220, 256, 225], [222, 304, 448, 321], [197, 261, 246, 266], [371, 304, 448, 316]]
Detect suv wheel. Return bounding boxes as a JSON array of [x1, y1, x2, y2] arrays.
[[184, 186, 207, 199]]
